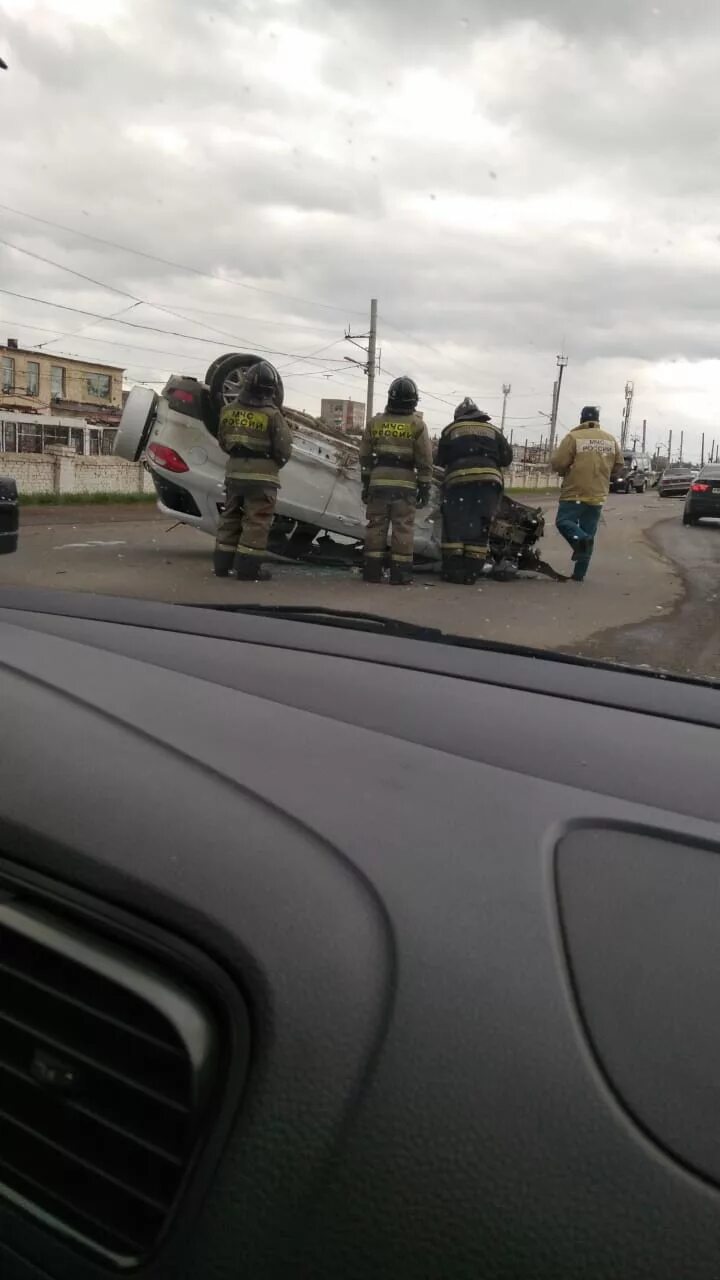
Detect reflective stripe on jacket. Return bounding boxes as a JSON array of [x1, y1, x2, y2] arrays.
[[437, 416, 513, 490], [551, 423, 623, 505], [218, 402, 293, 488], [359, 411, 433, 493]]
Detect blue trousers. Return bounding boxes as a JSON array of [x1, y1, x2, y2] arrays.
[[555, 501, 602, 581]]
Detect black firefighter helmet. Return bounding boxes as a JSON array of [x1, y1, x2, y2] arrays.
[[243, 361, 280, 401], [386, 376, 419, 413], [580, 405, 600, 424], [454, 397, 491, 422]]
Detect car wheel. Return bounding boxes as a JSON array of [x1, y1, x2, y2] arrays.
[[208, 353, 285, 410], [683, 513, 697, 526], [204, 353, 249, 387], [113, 386, 158, 462]]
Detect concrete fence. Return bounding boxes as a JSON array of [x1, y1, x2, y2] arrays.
[[0, 445, 558, 501], [0, 446, 154, 497], [507, 466, 562, 490]]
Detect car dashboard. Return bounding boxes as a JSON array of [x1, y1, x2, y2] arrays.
[[0, 587, 720, 1280]]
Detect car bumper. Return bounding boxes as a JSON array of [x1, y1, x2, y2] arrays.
[[685, 498, 720, 518]]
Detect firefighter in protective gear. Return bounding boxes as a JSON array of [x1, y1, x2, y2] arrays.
[[359, 376, 433, 585], [214, 361, 293, 581], [436, 399, 513, 584], [552, 406, 623, 582]]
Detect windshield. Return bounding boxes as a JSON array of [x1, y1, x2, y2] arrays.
[[1, 1, 718, 684]]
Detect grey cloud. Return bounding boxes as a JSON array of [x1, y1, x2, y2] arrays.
[[2, 0, 720, 449]]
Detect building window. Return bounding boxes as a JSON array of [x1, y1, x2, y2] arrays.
[[86, 373, 112, 399], [2, 356, 14, 392], [26, 361, 40, 396], [50, 365, 65, 399]]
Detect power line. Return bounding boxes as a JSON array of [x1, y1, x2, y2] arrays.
[[0, 237, 353, 370], [0, 201, 368, 317], [0, 286, 353, 366]]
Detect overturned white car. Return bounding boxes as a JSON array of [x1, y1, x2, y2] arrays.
[[115, 353, 560, 578]]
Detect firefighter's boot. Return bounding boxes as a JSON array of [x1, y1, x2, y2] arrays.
[[213, 549, 235, 578]]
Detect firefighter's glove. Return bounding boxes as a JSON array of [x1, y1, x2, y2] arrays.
[[416, 482, 431, 508]]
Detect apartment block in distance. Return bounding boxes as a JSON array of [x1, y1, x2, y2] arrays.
[[0, 339, 124, 424], [320, 397, 365, 434]]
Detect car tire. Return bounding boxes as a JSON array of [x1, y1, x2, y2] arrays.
[[683, 513, 697, 526], [204, 354, 242, 386], [208, 354, 285, 410], [113, 386, 158, 462]]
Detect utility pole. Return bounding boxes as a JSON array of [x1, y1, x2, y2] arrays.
[[344, 297, 378, 428], [667, 428, 673, 463], [366, 298, 377, 427], [509, 428, 514, 447], [501, 383, 511, 434], [679, 429, 684, 462], [620, 381, 635, 449], [548, 353, 568, 458], [701, 433, 705, 467], [710, 438, 715, 465], [642, 419, 647, 452]]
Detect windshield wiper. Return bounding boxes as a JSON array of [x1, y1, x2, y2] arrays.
[[180, 603, 444, 640]]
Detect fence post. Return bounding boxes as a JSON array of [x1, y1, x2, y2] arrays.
[[45, 445, 76, 495]]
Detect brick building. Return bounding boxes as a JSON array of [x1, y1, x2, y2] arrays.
[[0, 339, 124, 425]]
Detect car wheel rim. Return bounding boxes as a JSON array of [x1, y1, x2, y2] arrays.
[[220, 367, 247, 405]]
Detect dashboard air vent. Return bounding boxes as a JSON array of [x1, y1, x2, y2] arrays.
[[0, 899, 219, 1265]]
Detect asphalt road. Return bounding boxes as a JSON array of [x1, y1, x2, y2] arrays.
[[4, 493, 707, 675], [576, 511, 720, 680]]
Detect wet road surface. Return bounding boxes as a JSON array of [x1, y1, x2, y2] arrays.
[[2, 495, 692, 667], [575, 510, 720, 679]]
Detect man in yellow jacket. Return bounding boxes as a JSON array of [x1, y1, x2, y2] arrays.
[[551, 406, 623, 582]]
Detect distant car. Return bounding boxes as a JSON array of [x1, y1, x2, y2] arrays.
[[682, 464, 720, 524], [609, 451, 652, 493], [658, 465, 694, 497]]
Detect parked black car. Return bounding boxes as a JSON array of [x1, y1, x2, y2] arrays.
[[0, 476, 18, 554], [683, 464, 720, 524]]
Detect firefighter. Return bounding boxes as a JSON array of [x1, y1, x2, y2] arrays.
[[436, 398, 513, 584], [359, 376, 433, 585], [551, 406, 623, 582], [213, 361, 293, 581]]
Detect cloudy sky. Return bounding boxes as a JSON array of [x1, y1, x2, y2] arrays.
[[1, 0, 720, 453]]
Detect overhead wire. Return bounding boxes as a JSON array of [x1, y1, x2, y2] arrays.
[[0, 201, 368, 317], [0, 239, 354, 372], [0, 286, 353, 366]]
